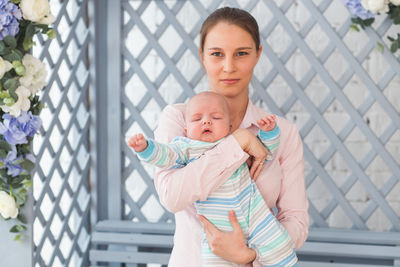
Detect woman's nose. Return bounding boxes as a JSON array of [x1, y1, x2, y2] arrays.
[[223, 57, 235, 73]]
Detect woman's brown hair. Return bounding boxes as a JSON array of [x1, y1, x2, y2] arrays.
[[199, 7, 260, 52]]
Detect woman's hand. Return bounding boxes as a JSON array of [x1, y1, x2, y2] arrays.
[[198, 210, 257, 265], [232, 128, 268, 181]]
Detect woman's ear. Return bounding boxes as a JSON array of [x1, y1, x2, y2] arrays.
[[199, 48, 204, 63], [256, 45, 263, 60]]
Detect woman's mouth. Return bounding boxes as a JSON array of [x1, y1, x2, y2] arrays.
[[221, 79, 239, 85]]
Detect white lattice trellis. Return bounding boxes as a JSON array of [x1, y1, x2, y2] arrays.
[[121, 0, 400, 233], [32, 0, 91, 266]]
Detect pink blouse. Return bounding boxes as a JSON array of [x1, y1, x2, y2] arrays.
[[154, 100, 309, 267]]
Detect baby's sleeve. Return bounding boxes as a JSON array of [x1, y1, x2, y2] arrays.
[[258, 125, 280, 161], [137, 139, 186, 169]]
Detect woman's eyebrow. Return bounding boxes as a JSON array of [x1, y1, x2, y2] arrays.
[[207, 47, 253, 50]]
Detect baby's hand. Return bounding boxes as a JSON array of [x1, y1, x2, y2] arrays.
[[128, 133, 148, 152], [257, 115, 276, 132]]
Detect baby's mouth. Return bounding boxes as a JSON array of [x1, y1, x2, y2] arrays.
[[203, 129, 212, 134]]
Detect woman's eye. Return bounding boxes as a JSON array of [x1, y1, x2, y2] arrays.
[[211, 52, 223, 57], [237, 51, 248, 56]]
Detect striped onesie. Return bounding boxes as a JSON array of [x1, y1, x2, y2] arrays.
[[136, 126, 297, 267]]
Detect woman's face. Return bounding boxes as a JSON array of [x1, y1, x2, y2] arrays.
[[200, 22, 261, 99]]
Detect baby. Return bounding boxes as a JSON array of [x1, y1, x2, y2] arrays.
[[128, 92, 297, 267]]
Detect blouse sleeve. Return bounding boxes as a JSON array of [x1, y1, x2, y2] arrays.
[[275, 121, 309, 250], [153, 104, 249, 213]]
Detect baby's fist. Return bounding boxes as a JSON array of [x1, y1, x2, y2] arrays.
[[128, 133, 148, 152], [258, 115, 276, 132]]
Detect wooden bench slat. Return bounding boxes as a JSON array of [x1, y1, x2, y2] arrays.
[[299, 242, 400, 259], [298, 261, 391, 267], [94, 220, 175, 234], [308, 228, 400, 245], [90, 250, 170, 264], [91, 232, 173, 247]]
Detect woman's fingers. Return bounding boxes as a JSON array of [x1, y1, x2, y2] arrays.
[[249, 160, 264, 181], [198, 214, 216, 238], [228, 210, 241, 233]]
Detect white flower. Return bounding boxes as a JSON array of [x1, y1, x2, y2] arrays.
[[390, 0, 400, 5], [0, 56, 13, 79], [0, 86, 31, 117], [362, 0, 390, 13], [20, 0, 56, 25], [0, 191, 18, 219], [19, 54, 48, 95]]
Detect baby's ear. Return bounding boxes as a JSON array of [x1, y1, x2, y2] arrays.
[[184, 128, 187, 135]]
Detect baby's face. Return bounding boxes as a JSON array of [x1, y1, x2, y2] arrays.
[[185, 95, 230, 142]]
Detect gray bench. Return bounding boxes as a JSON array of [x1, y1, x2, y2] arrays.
[[90, 220, 400, 266]]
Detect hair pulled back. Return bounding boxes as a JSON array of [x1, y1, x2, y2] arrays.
[[199, 7, 260, 52]]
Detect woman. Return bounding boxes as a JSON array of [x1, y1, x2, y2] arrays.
[[154, 7, 308, 267]]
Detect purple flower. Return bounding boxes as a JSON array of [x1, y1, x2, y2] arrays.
[[0, 145, 22, 177], [0, 0, 22, 40], [18, 111, 42, 137], [0, 111, 42, 145], [342, 0, 375, 20]]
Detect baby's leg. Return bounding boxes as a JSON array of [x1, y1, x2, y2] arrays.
[[196, 165, 251, 267], [247, 181, 298, 266]]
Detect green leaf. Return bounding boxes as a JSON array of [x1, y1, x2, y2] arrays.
[[0, 140, 11, 152], [3, 49, 22, 62], [3, 78, 17, 91], [0, 41, 5, 54], [18, 144, 31, 154], [22, 179, 32, 189], [349, 24, 360, 32], [23, 39, 35, 51], [394, 17, 400, 25], [14, 190, 26, 205], [14, 234, 21, 242], [377, 42, 384, 53], [0, 150, 6, 159], [20, 159, 35, 171], [17, 214, 27, 224], [363, 18, 375, 27], [0, 47, 11, 57], [8, 87, 18, 101], [3, 36, 17, 49], [388, 36, 396, 42], [25, 24, 35, 40], [4, 97, 15, 106], [46, 29, 56, 39], [10, 224, 27, 233], [390, 41, 399, 53]]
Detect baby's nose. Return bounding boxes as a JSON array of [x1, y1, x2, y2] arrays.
[[202, 120, 211, 125]]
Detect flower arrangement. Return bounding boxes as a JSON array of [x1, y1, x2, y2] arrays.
[[342, 0, 400, 53], [0, 0, 55, 240]]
